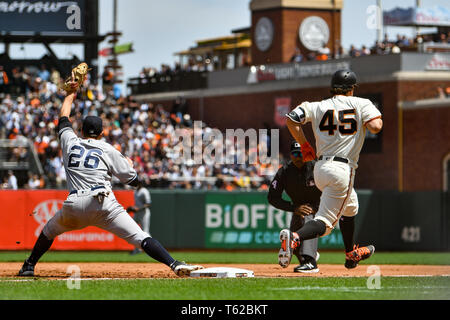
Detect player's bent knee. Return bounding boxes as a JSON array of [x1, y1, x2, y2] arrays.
[[320, 227, 333, 237], [313, 218, 330, 237]]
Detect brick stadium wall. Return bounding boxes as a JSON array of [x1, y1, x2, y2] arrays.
[[403, 105, 450, 191], [152, 79, 450, 191], [399, 81, 450, 101]]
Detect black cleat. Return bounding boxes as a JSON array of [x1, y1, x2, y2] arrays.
[[18, 260, 35, 277], [294, 262, 319, 273]]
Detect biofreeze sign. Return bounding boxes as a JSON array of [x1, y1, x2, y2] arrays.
[[204, 193, 344, 249], [205, 193, 291, 249]]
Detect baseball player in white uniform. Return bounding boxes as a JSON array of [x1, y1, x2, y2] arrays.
[[18, 80, 203, 277], [279, 69, 383, 269]]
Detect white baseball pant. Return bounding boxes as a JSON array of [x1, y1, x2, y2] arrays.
[[313, 158, 358, 236], [43, 191, 150, 247]]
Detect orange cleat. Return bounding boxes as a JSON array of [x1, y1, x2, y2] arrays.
[[278, 229, 300, 268], [345, 245, 375, 269]]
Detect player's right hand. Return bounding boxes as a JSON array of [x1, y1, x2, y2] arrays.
[[300, 142, 316, 162], [294, 204, 314, 216]]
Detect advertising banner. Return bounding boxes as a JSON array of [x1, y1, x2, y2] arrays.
[[0, 0, 86, 33], [0, 190, 134, 250], [247, 60, 350, 84], [204, 192, 344, 249], [274, 97, 291, 127]]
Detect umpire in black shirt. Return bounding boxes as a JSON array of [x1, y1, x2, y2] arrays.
[[268, 142, 322, 273]]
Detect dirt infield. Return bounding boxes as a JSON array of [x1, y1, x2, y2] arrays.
[[1, 262, 450, 279]]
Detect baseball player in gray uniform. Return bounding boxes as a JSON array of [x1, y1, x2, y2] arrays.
[[18, 82, 203, 277], [279, 69, 383, 269], [127, 180, 152, 255]]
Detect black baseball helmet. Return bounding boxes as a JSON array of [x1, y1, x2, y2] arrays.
[[82, 116, 103, 137], [331, 69, 357, 90]]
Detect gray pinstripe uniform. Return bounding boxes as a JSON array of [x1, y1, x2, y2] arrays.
[[43, 126, 150, 247]]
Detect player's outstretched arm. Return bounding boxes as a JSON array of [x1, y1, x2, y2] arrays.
[[60, 73, 79, 118], [60, 92, 77, 118], [286, 118, 307, 145]]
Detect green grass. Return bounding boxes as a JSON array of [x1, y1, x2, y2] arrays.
[[1, 250, 450, 265], [1, 277, 449, 300]]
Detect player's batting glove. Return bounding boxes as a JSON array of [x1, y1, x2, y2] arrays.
[[301, 142, 316, 162]]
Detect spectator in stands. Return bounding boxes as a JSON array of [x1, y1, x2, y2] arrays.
[[38, 65, 50, 82], [171, 96, 188, 122], [316, 42, 330, 61], [396, 34, 409, 48], [50, 68, 60, 86], [102, 66, 114, 94], [391, 43, 401, 54], [290, 48, 304, 63], [349, 45, 360, 57], [371, 41, 385, 55], [382, 33, 390, 46], [0, 65, 9, 94], [7, 170, 18, 190], [437, 86, 447, 99], [306, 51, 317, 61], [360, 45, 371, 56], [27, 173, 41, 189]]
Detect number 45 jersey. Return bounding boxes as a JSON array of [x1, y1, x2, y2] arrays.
[[59, 126, 137, 191], [291, 95, 381, 168]]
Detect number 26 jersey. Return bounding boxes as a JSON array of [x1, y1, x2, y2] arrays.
[[59, 126, 137, 191], [291, 95, 381, 168]]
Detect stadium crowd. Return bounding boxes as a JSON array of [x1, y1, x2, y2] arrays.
[[0, 65, 278, 190]]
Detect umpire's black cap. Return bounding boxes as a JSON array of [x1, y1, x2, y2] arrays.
[[82, 116, 103, 137], [290, 141, 301, 153], [331, 69, 357, 90]]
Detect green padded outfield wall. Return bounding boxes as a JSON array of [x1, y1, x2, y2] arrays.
[[147, 189, 448, 251]]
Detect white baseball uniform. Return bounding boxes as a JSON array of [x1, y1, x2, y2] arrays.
[[43, 124, 150, 247], [290, 95, 381, 232]]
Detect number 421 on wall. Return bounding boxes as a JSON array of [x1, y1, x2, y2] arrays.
[[401, 226, 421, 243]]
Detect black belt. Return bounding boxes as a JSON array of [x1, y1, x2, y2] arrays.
[[69, 185, 106, 195], [318, 156, 349, 163]]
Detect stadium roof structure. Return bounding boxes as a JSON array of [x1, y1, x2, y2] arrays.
[[174, 33, 251, 57], [383, 6, 450, 28], [0, 33, 107, 44]]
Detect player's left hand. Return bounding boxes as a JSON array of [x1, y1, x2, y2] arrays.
[[126, 206, 138, 213], [300, 142, 316, 162]]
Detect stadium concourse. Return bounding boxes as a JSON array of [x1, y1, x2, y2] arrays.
[[0, 67, 278, 191]]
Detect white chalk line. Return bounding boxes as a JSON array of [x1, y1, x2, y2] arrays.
[[1, 274, 449, 283]]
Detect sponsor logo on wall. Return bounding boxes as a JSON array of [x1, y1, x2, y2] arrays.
[[205, 193, 344, 249]]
